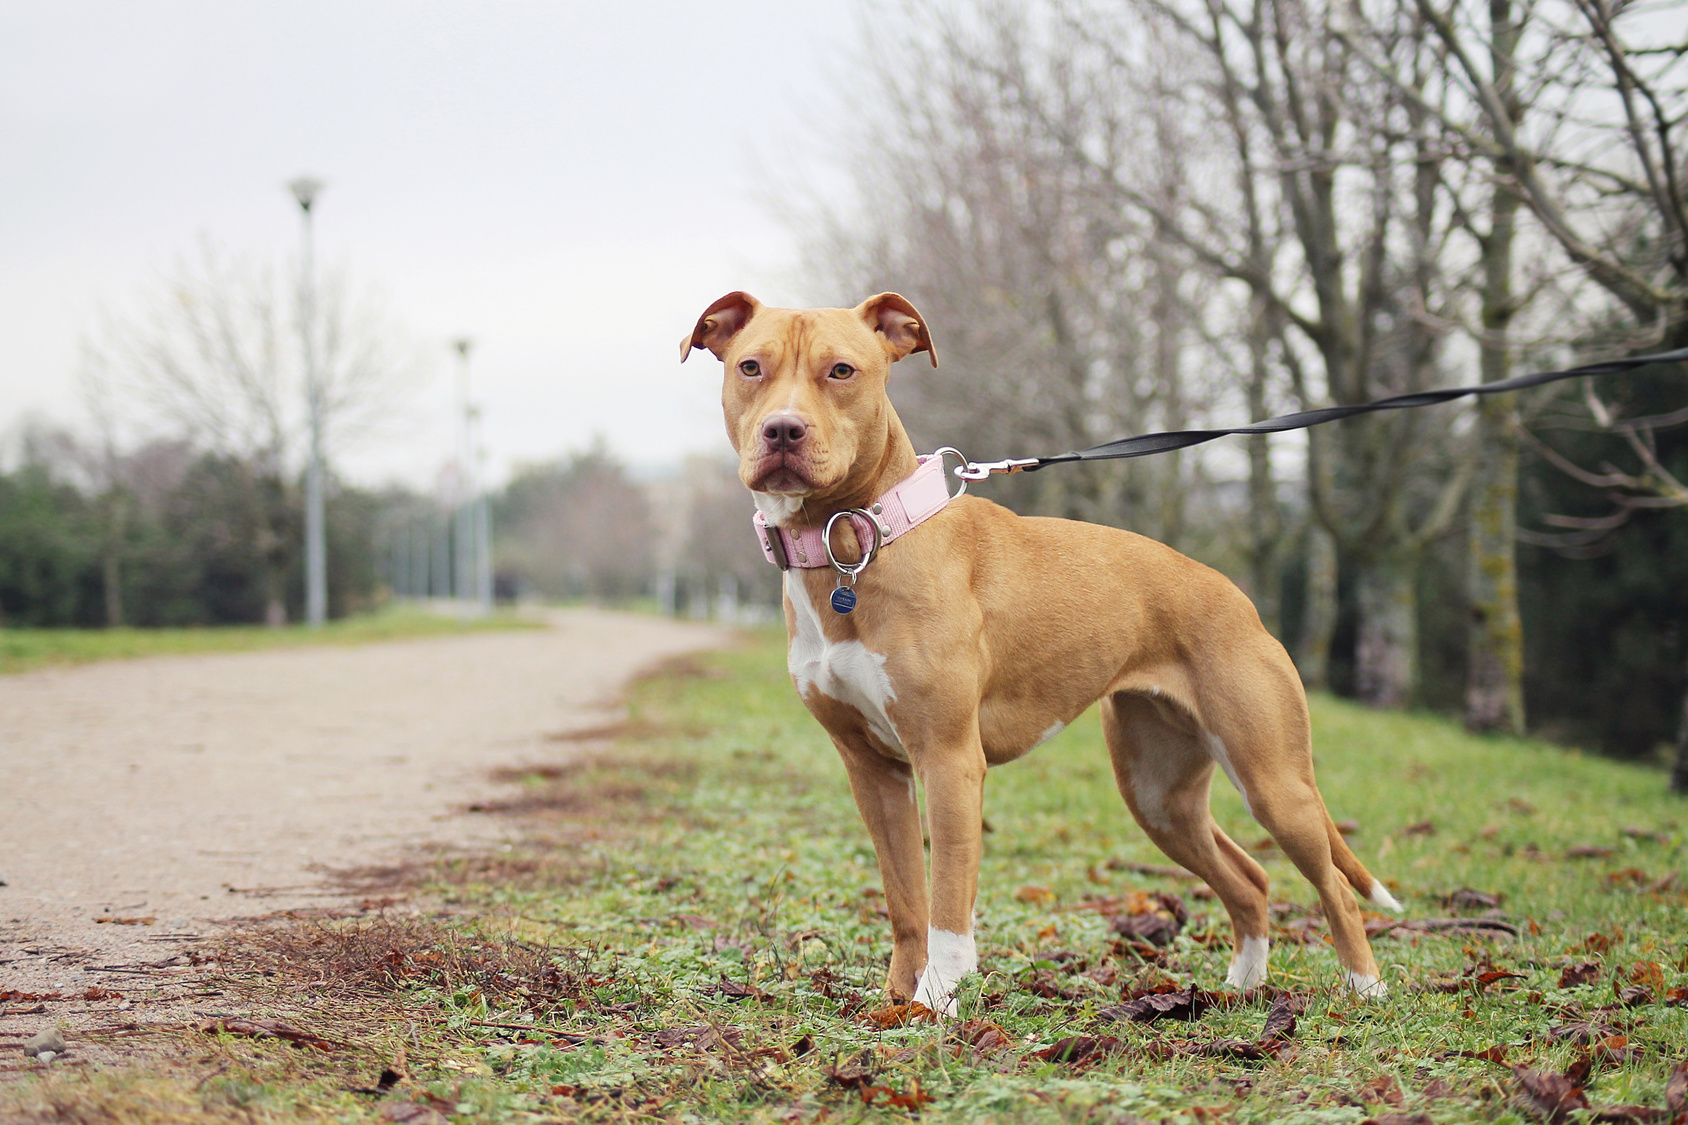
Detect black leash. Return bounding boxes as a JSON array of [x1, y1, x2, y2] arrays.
[[955, 346, 1688, 480]]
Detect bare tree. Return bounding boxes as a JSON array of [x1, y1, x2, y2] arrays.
[[1051, 0, 1475, 705], [83, 240, 420, 625], [802, 6, 1232, 554]]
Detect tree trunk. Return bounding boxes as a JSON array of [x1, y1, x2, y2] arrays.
[[1466, 400, 1525, 731], [102, 550, 124, 628], [101, 490, 126, 628], [1465, 0, 1527, 734], [1245, 297, 1281, 634], [1672, 668, 1688, 794], [1299, 523, 1338, 690], [1355, 554, 1418, 708]]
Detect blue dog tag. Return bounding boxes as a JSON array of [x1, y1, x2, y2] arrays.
[[830, 586, 857, 614]]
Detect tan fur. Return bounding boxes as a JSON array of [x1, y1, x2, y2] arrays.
[[682, 292, 1389, 1002]]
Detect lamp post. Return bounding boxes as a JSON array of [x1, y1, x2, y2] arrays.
[[474, 408, 493, 612], [289, 176, 327, 628], [453, 339, 476, 615]]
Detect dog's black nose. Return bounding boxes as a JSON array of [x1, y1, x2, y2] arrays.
[[761, 413, 808, 450]]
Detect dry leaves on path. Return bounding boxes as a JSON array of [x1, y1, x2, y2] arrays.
[[199, 1018, 337, 1052]]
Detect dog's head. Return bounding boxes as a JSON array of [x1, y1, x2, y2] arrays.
[[680, 292, 937, 511]]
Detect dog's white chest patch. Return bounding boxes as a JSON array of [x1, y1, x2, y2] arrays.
[[754, 492, 804, 525], [785, 571, 903, 753]]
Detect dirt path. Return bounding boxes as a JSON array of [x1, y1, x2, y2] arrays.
[[0, 609, 730, 1004]]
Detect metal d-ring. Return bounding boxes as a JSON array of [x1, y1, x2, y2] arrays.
[[823, 508, 882, 578], [931, 446, 969, 498]]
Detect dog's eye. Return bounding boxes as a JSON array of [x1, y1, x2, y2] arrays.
[[739, 360, 761, 378], [829, 363, 855, 380]]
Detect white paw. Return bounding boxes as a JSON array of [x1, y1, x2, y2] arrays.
[[1346, 970, 1388, 998], [913, 927, 976, 1018], [1225, 935, 1269, 990], [912, 965, 960, 1016]]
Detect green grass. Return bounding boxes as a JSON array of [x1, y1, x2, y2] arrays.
[[401, 633, 1688, 1123], [6, 629, 1685, 1124], [0, 603, 541, 675]]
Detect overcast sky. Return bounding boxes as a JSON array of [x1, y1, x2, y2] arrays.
[[0, 1, 860, 486]]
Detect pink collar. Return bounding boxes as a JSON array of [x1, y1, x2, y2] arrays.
[[753, 453, 955, 570]]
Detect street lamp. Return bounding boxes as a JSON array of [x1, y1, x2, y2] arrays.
[[289, 176, 327, 628], [453, 338, 478, 615]]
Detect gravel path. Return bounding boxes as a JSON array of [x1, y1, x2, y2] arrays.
[[0, 609, 730, 1005]]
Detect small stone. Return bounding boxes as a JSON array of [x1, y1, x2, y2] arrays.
[[36, 1050, 56, 1065], [24, 1028, 66, 1058]]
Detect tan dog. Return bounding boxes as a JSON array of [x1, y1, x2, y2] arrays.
[[680, 291, 1400, 1013]]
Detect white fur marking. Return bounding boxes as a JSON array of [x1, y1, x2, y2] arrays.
[[784, 572, 904, 753], [1204, 732, 1253, 818], [913, 927, 976, 1017], [753, 491, 804, 526], [1346, 971, 1387, 998], [1367, 883, 1404, 914], [1226, 935, 1269, 990], [1035, 721, 1065, 747]]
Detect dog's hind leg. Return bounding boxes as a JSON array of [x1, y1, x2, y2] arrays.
[[1197, 680, 1388, 996], [1102, 693, 1273, 990]]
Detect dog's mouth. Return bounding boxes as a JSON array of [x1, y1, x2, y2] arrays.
[[748, 452, 816, 494]]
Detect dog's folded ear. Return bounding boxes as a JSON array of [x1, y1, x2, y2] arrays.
[[680, 292, 761, 362], [857, 293, 938, 368]]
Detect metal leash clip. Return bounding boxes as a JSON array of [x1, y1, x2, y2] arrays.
[[931, 446, 971, 497], [954, 456, 1041, 481], [822, 508, 883, 615]]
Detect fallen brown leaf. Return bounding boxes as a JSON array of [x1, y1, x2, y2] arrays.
[[1444, 888, 1505, 912], [1666, 1060, 1687, 1116], [1547, 1020, 1622, 1044], [954, 1019, 1013, 1054], [860, 1081, 935, 1109], [1566, 845, 1616, 859], [863, 1002, 936, 1028], [1111, 912, 1180, 947], [1035, 1035, 1124, 1065], [1262, 993, 1300, 1041], [1015, 884, 1056, 905], [1447, 1045, 1508, 1064], [1512, 1065, 1589, 1123], [1614, 984, 1656, 1008], [1404, 820, 1436, 836], [93, 915, 155, 926], [1627, 961, 1666, 991], [706, 976, 770, 1003], [1098, 987, 1209, 1024], [1560, 962, 1602, 988]]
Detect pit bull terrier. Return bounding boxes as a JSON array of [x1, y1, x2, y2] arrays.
[[680, 291, 1399, 1014]]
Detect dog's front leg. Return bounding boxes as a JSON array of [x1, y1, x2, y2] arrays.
[[911, 741, 986, 1017], [831, 736, 929, 1001]]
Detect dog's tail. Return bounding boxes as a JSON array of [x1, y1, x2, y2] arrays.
[[1327, 816, 1404, 914]]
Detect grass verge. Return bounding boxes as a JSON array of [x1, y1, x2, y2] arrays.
[[5, 633, 1686, 1123], [0, 603, 541, 675]]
